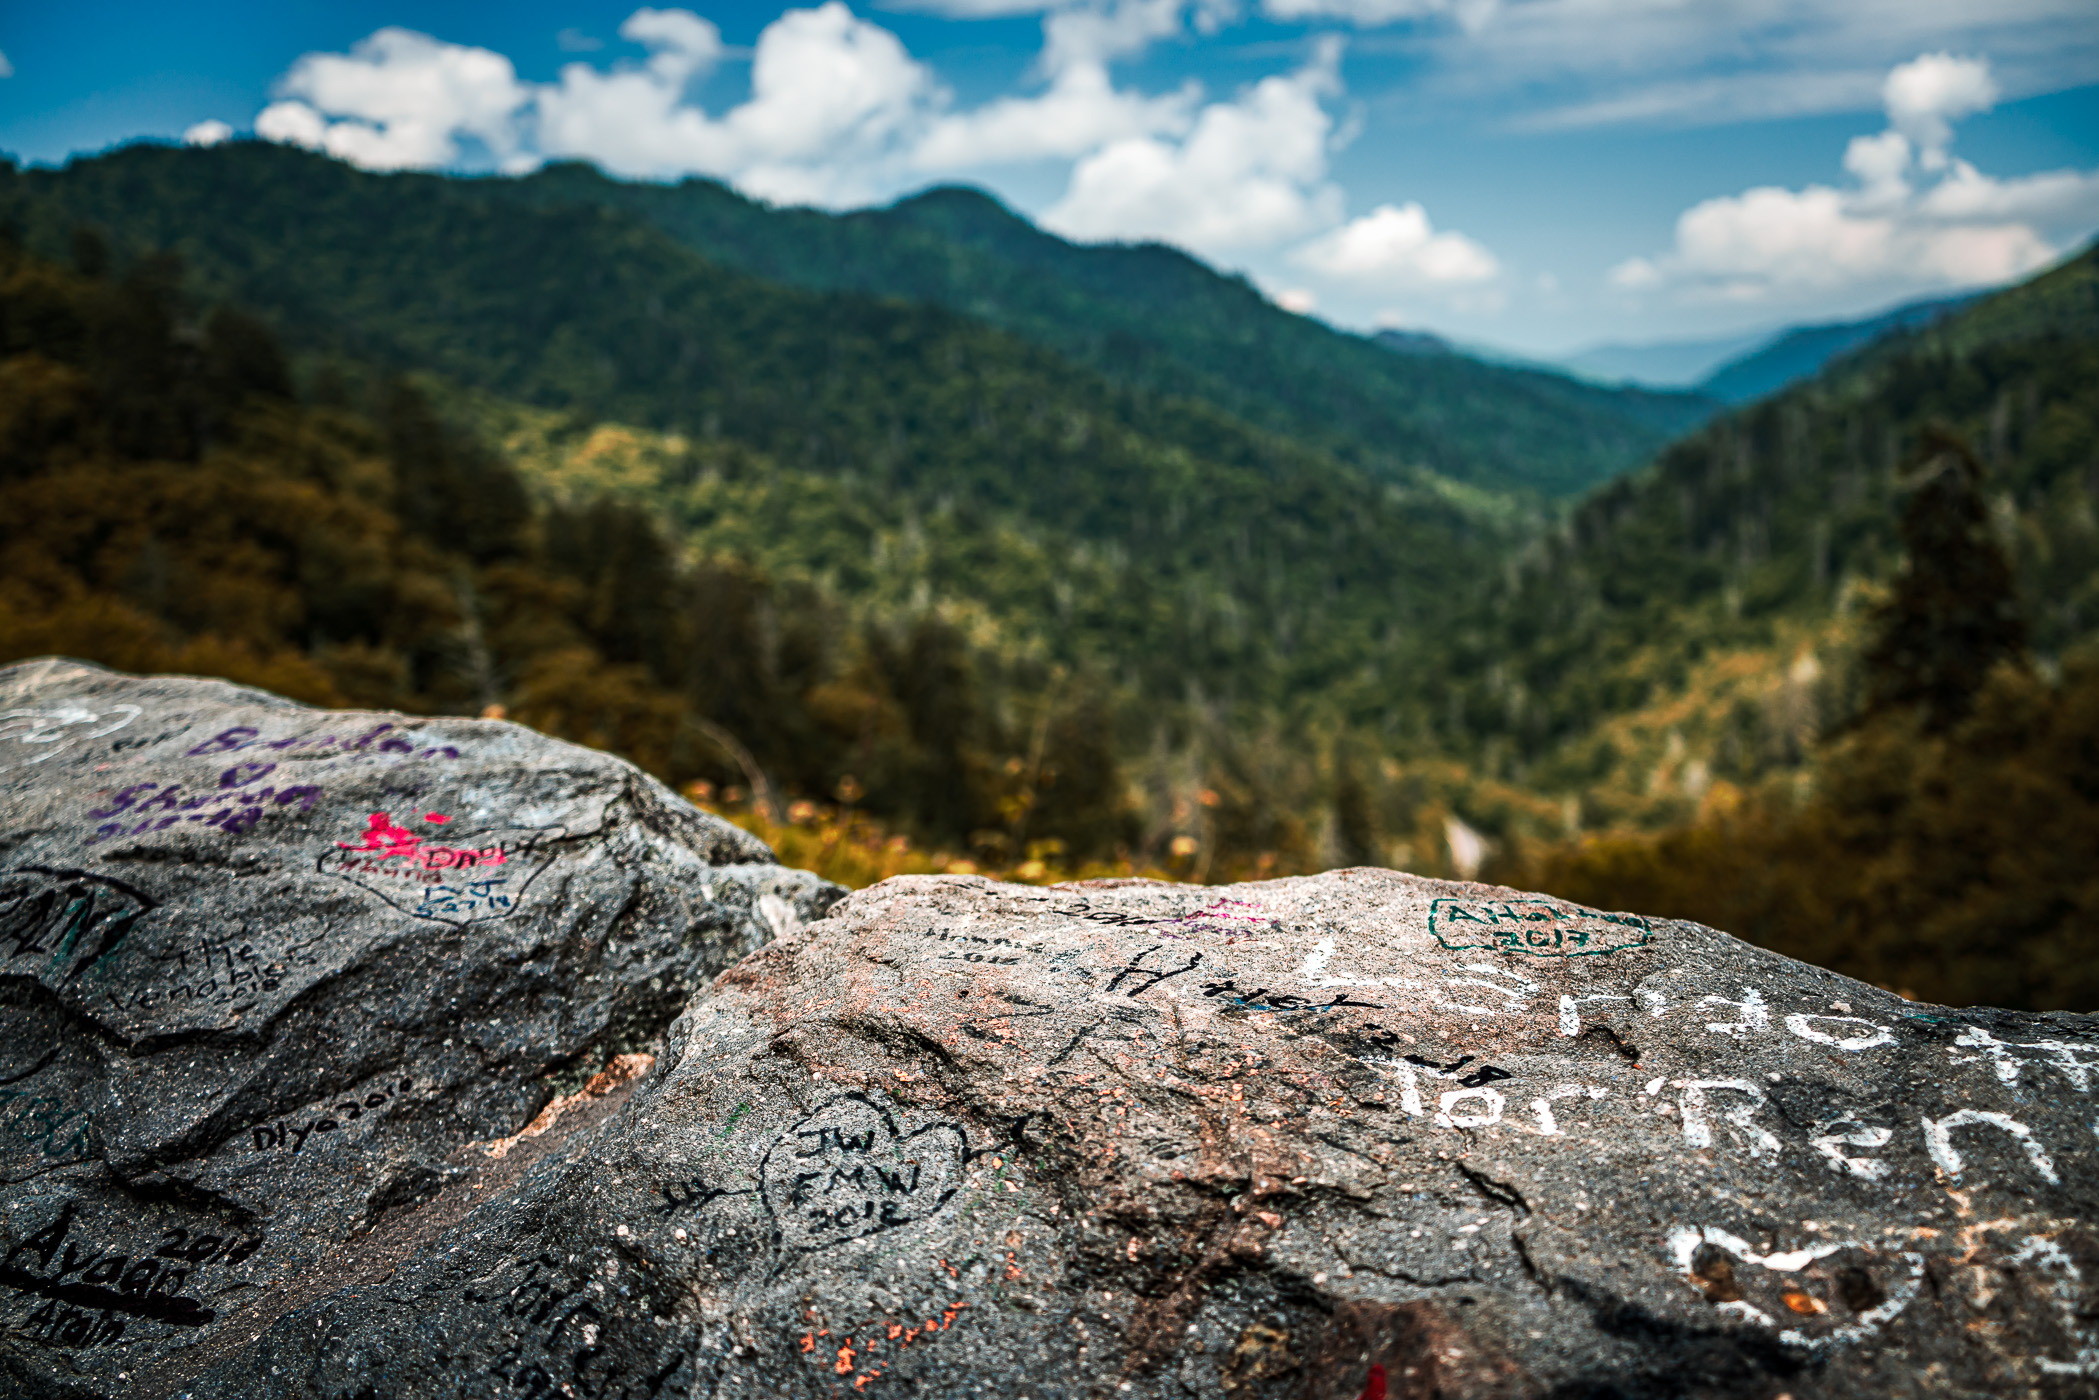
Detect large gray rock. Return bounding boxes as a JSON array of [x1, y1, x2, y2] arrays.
[[4, 665, 2096, 1399], [190, 875, 2098, 1397], [0, 659, 840, 1397]]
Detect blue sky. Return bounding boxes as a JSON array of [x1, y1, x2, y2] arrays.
[[3, 1, 2097, 357]]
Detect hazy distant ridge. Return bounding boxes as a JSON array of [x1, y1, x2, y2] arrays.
[[1557, 292, 1981, 402]]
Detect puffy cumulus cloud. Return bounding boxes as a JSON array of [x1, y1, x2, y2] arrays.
[[256, 28, 530, 171], [1610, 53, 2099, 305], [914, 64, 1196, 168], [912, 0, 1208, 170], [183, 120, 235, 147], [530, 11, 732, 179], [246, 2, 1458, 269], [1289, 201, 1498, 288], [1042, 39, 1346, 255], [1042, 0, 1192, 71], [1883, 52, 1995, 167], [1627, 184, 2051, 299], [536, 2, 934, 202], [247, 4, 1255, 212], [724, 2, 934, 199]]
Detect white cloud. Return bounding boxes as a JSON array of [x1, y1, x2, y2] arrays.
[[1275, 287, 1318, 313], [1610, 52, 2098, 306], [914, 64, 1196, 167], [1523, 68, 1886, 132], [1884, 52, 1995, 167], [1347, 0, 2099, 136], [895, 0, 1237, 29], [531, 12, 730, 179], [1042, 0, 1188, 70], [1290, 201, 1498, 287], [1260, 0, 1490, 29], [1042, 39, 1346, 254], [249, 5, 1236, 210], [1842, 129, 1912, 207], [911, 0, 1208, 170], [536, 2, 934, 202], [256, 27, 530, 171], [887, 0, 1061, 13], [183, 120, 235, 147], [732, 4, 932, 172], [0, 50, 13, 79], [244, 4, 1492, 285]]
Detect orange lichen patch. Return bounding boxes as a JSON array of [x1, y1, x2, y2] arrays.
[[484, 1052, 654, 1160], [802, 1304, 969, 1391], [1780, 1288, 1827, 1316]]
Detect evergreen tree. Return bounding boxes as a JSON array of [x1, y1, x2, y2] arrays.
[[1862, 427, 2027, 731]]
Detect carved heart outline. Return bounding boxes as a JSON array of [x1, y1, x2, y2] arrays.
[[1666, 1225, 1924, 1352]]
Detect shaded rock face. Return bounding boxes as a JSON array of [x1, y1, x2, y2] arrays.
[[2, 668, 2095, 1400], [189, 874, 2096, 1399], [0, 659, 840, 1397]]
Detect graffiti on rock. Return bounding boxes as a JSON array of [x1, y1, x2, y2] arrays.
[[759, 1094, 966, 1251]]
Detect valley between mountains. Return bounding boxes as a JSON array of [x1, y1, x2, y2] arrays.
[[3, 142, 2097, 1010]]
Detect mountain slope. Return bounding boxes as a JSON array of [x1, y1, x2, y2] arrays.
[[1696, 292, 1976, 404], [1415, 242, 2099, 833], [482, 163, 1714, 498], [0, 239, 1160, 859], [0, 140, 1508, 722], [1893, 237, 2099, 359]]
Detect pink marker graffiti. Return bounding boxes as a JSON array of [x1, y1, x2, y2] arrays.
[[336, 813, 505, 871]]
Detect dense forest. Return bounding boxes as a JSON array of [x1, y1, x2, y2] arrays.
[[4, 143, 1712, 501], [0, 238, 1143, 869], [0, 143, 1530, 730], [1498, 425, 2099, 1013], [3, 142, 2097, 1011], [486, 164, 1714, 496], [1428, 246, 2099, 831]]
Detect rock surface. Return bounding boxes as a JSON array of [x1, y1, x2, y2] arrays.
[[3, 664, 2098, 1398], [0, 659, 839, 1397]]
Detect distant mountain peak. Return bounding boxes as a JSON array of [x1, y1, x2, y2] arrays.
[[1372, 328, 1454, 357], [886, 184, 1019, 218]]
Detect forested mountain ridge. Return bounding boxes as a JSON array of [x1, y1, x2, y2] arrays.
[[479, 161, 1715, 498], [0, 140, 1522, 729], [0, 143, 1712, 499], [1694, 292, 1974, 404], [1868, 235, 2099, 361], [0, 238, 1162, 861], [1424, 242, 2099, 836], [5, 147, 2099, 1007]]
